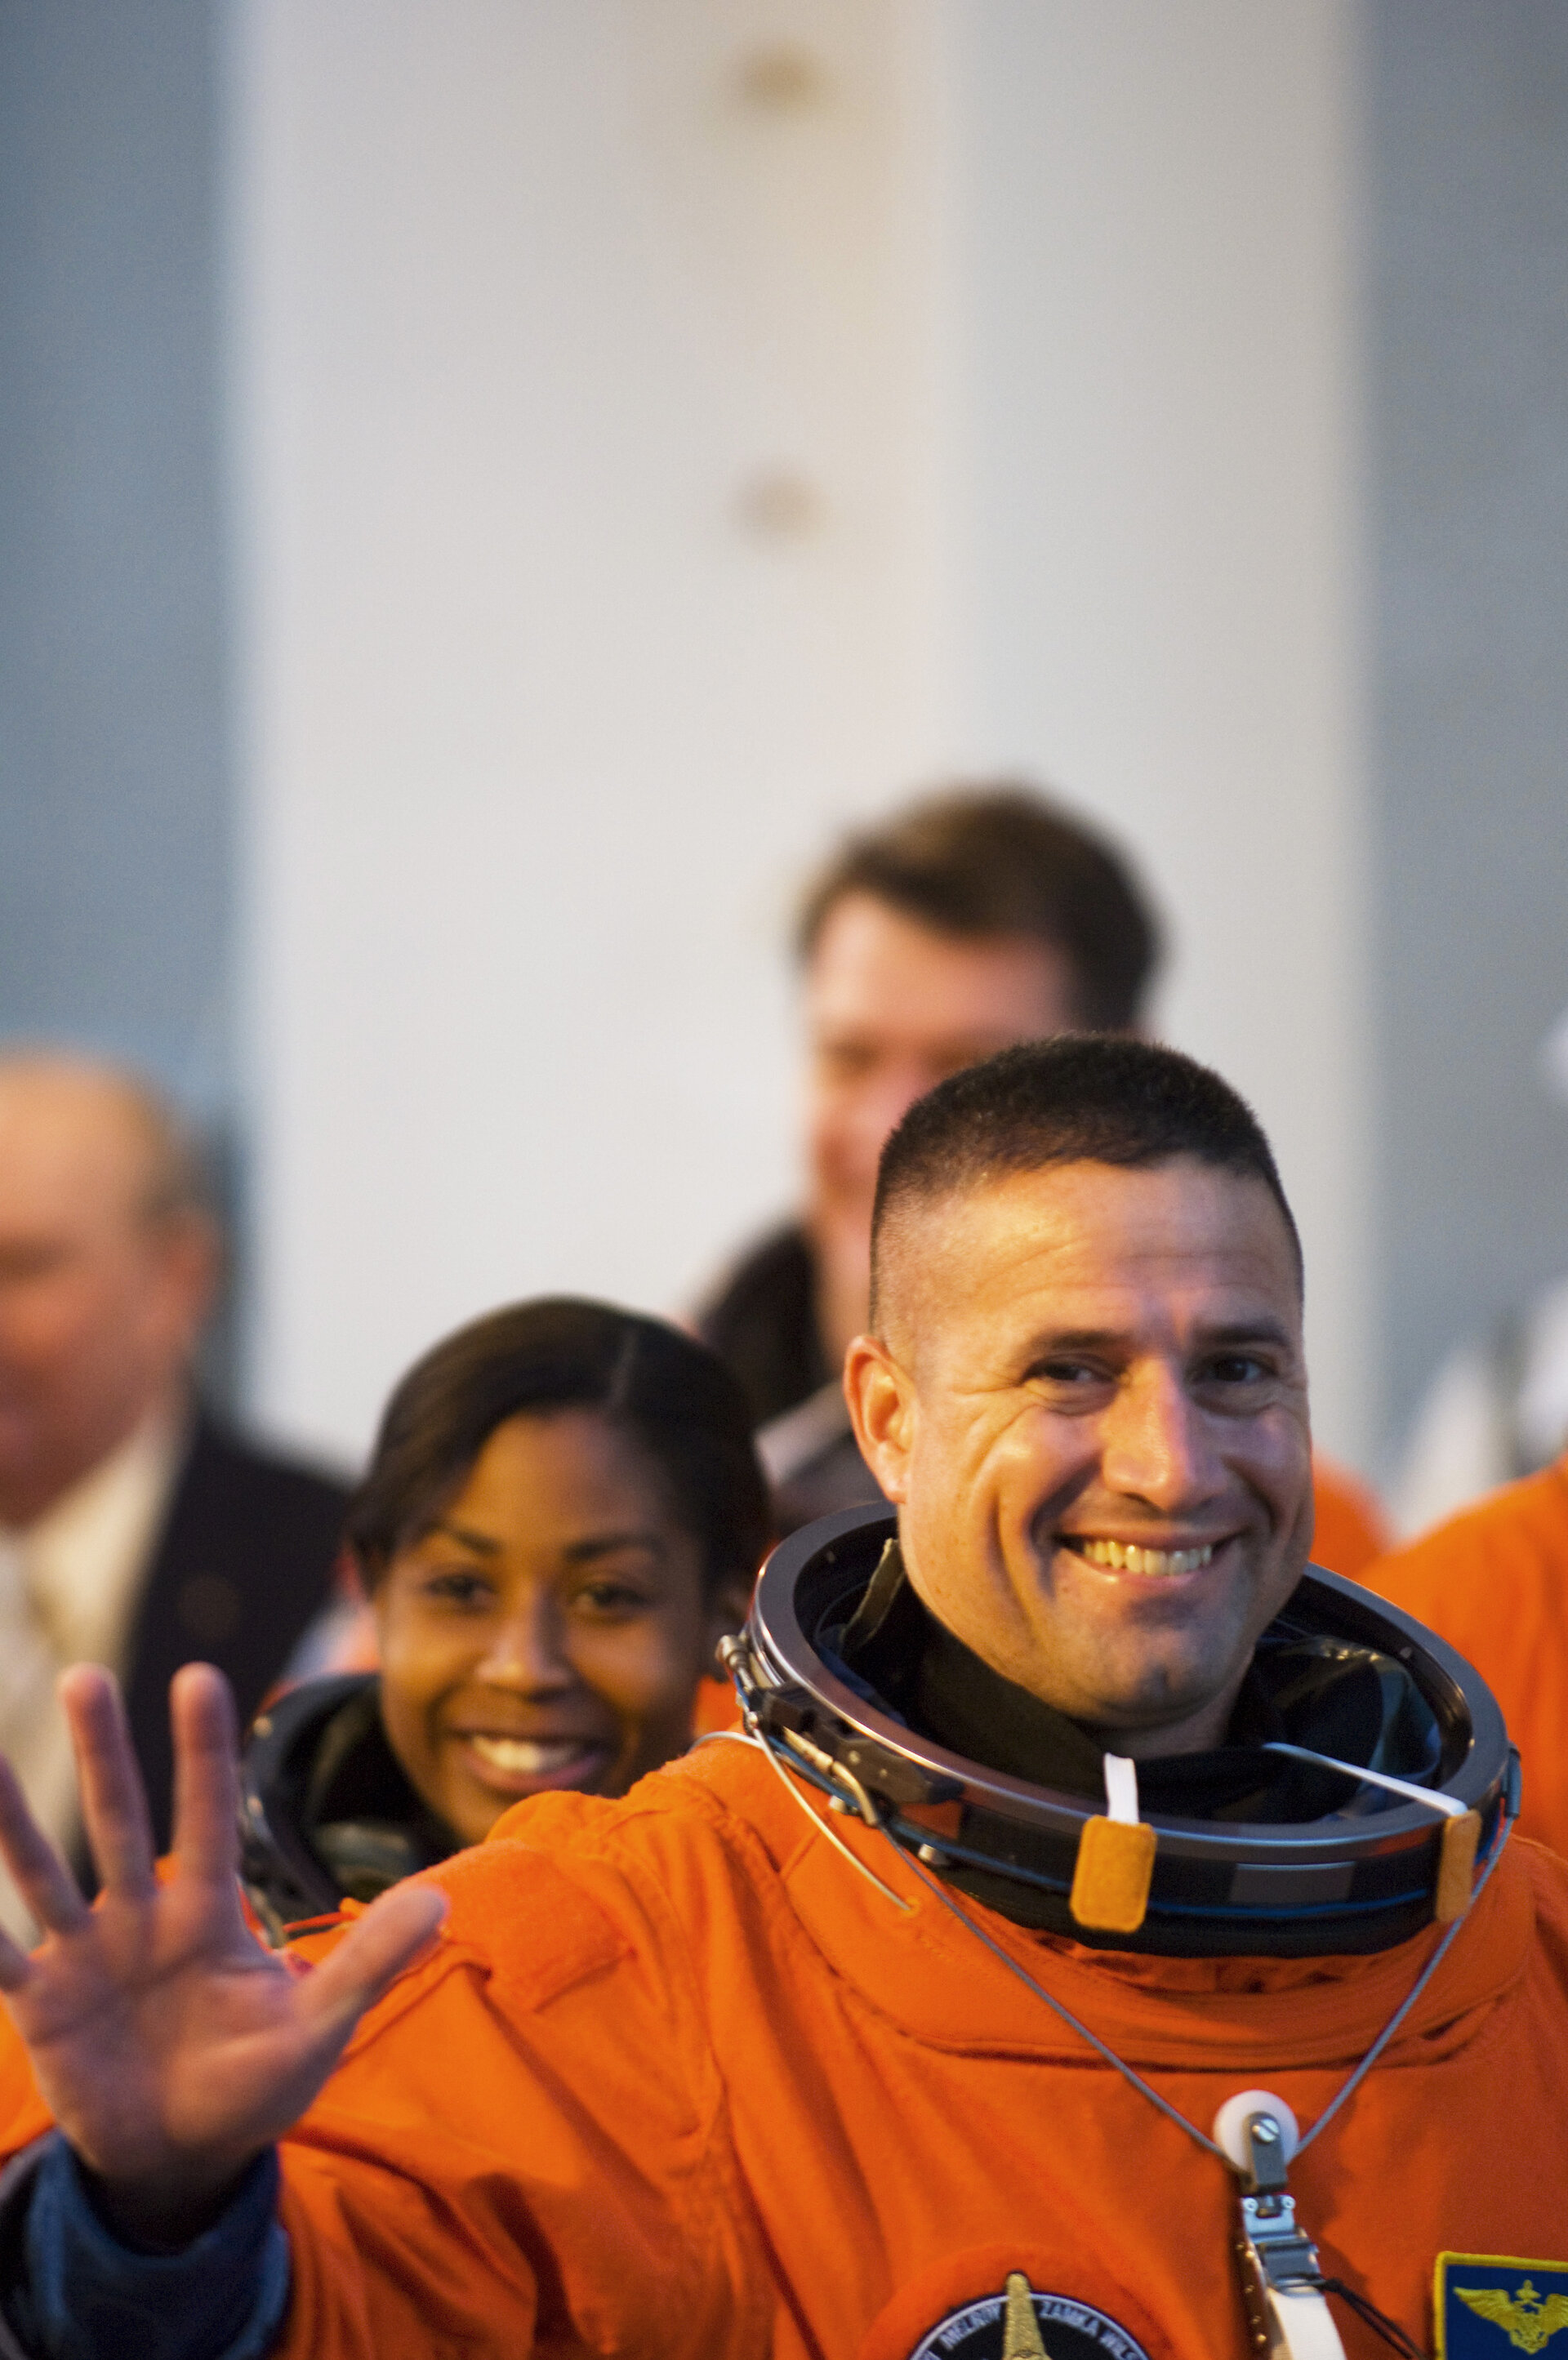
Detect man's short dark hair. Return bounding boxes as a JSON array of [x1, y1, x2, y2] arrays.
[[871, 1036, 1301, 1316], [796, 785, 1160, 1032]]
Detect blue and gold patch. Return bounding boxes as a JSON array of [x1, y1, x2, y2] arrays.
[[1437, 2255, 1568, 2358]]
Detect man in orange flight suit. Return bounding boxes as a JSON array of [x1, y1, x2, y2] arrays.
[[0, 1038, 1559, 2360], [1365, 1454, 1568, 1859]]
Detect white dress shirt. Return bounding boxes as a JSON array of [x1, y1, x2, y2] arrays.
[[0, 1405, 185, 1944], [1392, 1275, 1568, 1538]]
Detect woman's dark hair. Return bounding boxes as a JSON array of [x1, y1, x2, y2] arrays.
[[347, 1298, 770, 1598]]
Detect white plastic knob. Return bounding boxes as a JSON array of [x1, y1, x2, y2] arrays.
[[1212, 2088, 1300, 2171]]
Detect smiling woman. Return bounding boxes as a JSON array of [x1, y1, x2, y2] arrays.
[[239, 1301, 769, 1939]]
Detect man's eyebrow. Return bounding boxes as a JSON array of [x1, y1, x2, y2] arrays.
[[813, 1025, 1017, 1054], [1022, 1327, 1136, 1356], [1022, 1318, 1296, 1356], [1196, 1319, 1294, 1349]]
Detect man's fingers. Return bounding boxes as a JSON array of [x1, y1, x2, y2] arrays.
[[296, 1882, 448, 2051], [61, 1667, 157, 1899], [168, 1664, 242, 1886], [0, 1751, 88, 1953]]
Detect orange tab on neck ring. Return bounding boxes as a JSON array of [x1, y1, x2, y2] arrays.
[[1070, 1753, 1156, 1934], [1435, 1810, 1481, 1923]]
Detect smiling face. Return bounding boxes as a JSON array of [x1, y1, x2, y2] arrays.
[[372, 1408, 742, 1846], [845, 1157, 1314, 1756]]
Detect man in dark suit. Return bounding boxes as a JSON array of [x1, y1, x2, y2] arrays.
[[0, 1054, 346, 1911]]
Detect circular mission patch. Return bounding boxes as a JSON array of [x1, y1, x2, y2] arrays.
[[905, 2274, 1153, 2360]]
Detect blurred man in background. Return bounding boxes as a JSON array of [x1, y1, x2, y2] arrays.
[[0, 1053, 348, 1930], [697, 785, 1389, 1571]]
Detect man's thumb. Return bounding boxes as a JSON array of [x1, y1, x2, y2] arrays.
[[297, 1882, 448, 2047]]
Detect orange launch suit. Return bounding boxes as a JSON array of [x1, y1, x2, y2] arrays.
[[1, 1737, 1565, 2360], [1365, 1453, 1568, 1859], [1310, 1458, 1389, 1579]]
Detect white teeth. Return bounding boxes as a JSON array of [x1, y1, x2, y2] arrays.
[[1074, 1538, 1214, 1577], [466, 1736, 590, 1775]]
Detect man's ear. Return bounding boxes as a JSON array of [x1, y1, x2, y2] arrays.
[[844, 1335, 915, 1503], [149, 1211, 222, 1360]]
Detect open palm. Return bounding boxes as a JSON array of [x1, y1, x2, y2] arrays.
[[0, 1662, 444, 2246]]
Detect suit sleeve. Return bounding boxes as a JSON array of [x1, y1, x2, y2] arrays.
[[0, 1828, 767, 2360], [265, 1845, 768, 2360]]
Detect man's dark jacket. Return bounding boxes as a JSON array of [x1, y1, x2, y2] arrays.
[[120, 1418, 350, 1851], [697, 1222, 884, 1534]]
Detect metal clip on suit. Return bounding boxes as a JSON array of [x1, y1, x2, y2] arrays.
[[1214, 2093, 1346, 2360]]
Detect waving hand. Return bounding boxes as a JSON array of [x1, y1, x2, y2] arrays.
[[0, 1662, 445, 2247]]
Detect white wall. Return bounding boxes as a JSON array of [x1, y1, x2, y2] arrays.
[[944, 1, 1370, 1464], [234, 0, 955, 1461], [234, 0, 1371, 1472]]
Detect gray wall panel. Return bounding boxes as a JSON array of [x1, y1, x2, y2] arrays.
[[0, 0, 231, 1112], [1367, 0, 1568, 1443]]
